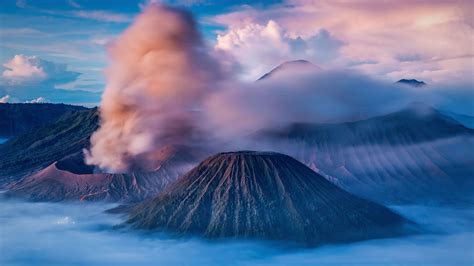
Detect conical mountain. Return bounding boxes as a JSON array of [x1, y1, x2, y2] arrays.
[[257, 60, 321, 81], [125, 151, 408, 245]]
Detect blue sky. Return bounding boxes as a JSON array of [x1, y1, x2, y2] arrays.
[[0, 0, 285, 105], [0, 0, 472, 106]]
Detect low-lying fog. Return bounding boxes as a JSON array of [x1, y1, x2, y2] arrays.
[[0, 195, 472, 265]]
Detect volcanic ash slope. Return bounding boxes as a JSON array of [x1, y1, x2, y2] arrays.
[[125, 151, 410, 245]]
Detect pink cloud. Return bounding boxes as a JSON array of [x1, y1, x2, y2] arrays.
[[211, 0, 474, 83], [0, 95, 10, 103], [2, 55, 47, 81]]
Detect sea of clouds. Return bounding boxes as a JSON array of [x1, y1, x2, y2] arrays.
[[0, 195, 472, 265]]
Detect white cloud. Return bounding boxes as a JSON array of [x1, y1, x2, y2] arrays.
[[212, 0, 474, 83], [0, 55, 100, 105], [215, 20, 344, 80], [1, 55, 81, 85], [0, 95, 10, 103], [71, 11, 132, 23], [216, 20, 291, 79], [2, 55, 47, 82], [25, 96, 47, 103], [90, 36, 115, 46]]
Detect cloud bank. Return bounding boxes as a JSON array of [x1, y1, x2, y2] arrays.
[[204, 69, 410, 138], [1, 198, 472, 265]]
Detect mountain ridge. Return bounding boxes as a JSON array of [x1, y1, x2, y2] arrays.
[[257, 105, 474, 204], [0, 102, 87, 138], [0, 108, 98, 186]]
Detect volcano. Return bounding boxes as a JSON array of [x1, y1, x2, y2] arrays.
[[257, 60, 321, 81], [6, 145, 200, 202], [258, 105, 474, 204], [0, 108, 99, 186], [1, 106, 207, 202], [125, 151, 408, 245]]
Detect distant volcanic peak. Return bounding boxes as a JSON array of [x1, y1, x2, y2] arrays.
[[257, 59, 321, 80], [278, 59, 316, 68], [396, 79, 426, 87], [126, 151, 408, 245]]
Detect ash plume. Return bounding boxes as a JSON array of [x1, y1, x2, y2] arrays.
[[85, 4, 222, 172], [85, 4, 473, 173]]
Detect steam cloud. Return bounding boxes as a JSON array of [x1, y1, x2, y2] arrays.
[[85, 4, 222, 172], [86, 4, 474, 173], [205, 69, 410, 139]]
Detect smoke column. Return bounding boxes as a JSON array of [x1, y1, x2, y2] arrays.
[[85, 4, 221, 172], [85, 4, 474, 173]]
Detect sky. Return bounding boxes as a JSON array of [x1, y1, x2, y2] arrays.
[[0, 0, 472, 106]]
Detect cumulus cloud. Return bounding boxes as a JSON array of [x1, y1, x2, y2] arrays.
[[2, 55, 47, 82], [215, 20, 344, 79], [1, 55, 79, 85], [212, 0, 474, 83], [0, 55, 100, 105], [25, 96, 47, 103], [215, 20, 292, 79], [304, 29, 345, 64], [0, 95, 10, 103], [85, 4, 223, 172]]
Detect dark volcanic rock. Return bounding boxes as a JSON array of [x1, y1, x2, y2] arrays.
[[0, 103, 86, 138], [396, 79, 426, 87], [0, 108, 99, 186], [6, 145, 201, 202], [0, 106, 205, 202], [125, 151, 408, 245]]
